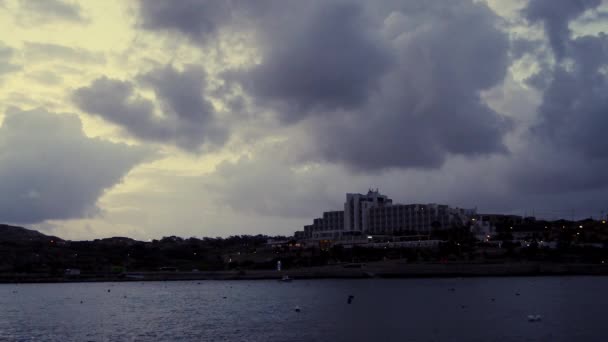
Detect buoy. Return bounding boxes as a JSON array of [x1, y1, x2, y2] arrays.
[[223, 296, 227, 299], [107, 289, 111, 293], [80, 300, 83, 304], [515, 292, 520, 296], [347, 295, 354, 304], [448, 288, 455, 292], [491, 298, 495, 302], [461, 305, 466, 309], [294, 306, 301, 312]]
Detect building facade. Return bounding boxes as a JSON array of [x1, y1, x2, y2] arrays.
[[344, 189, 392, 231], [307, 211, 345, 239], [297, 190, 475, 240], [367, 203, 468, 234]]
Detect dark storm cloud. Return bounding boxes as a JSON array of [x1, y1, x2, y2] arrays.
[[73, 77, 167, 141], [73, 65, 225, 151], [523, 0, 601, 59], [137, 0, 231, 43], [134, 1, 514, 170], [19, 0, 85, 23], [0, 108, 151, 224], [509, 0, 608, 194], [532, 35, 608, 159], [525, 0, 607, 152], [233, 1, 392, 123], [229, 0, 510, 170], [300, 0, 511, 170]]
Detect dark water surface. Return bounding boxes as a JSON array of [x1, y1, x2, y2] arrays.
[[1, 277, 607, 341]]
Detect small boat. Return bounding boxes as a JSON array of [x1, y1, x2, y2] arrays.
[[279, 275, 293, 282], [527, 314, 542, 322]]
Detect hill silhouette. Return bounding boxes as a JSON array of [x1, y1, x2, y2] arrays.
[[0, 224, 62, 242]]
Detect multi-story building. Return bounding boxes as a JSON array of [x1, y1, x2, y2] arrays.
[[367, 203, 466, 234], [296, 190, 475, 240], [306, 211, 345, 239], [344, 189, 392, 231]]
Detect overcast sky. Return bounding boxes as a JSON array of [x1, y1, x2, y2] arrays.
[[1, 0, 608, 240]]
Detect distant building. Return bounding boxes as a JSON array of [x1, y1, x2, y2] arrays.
[[345, 189, 392, 231], [368, 203, 469, 234], [295, 189, 475, 241], [305, 211, 345, 240]]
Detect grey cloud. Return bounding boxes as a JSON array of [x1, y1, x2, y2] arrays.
[[137, 65, 224, 145], [72, 77, 167, 141], [532, 34, 608, 159], [0, 42, 21, 77], [523, 0, 601, 59], [19, 0, 85, 23], [294, 0, 511, 170], [232, 1, 392, 123], [508, 0, 608, 195], [509, 143, 608, 194], [73, 65, 226, 151], [510, 38, 545, 60], [24, 42, 105, 64], [0, 108, 151, 224], [137, 0, 231, 43], [219, 0, 511, 170]]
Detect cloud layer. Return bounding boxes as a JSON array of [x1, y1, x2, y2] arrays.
[[0, 108, 151, 223], [73, 65, 226, 151], [1, 0, 608, 238]]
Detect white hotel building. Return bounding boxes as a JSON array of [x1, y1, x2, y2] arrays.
[[300, 189, 475, 240]]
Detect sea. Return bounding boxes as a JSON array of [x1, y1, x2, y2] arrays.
[[1, 276, 607, 341]]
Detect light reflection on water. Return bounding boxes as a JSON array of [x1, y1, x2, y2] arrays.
[[0, 277, 606, 341]]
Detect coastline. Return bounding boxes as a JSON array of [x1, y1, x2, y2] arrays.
[[3, 262, 608, 284]]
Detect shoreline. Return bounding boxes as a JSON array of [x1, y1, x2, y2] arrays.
[[3, 262, 608, 284]]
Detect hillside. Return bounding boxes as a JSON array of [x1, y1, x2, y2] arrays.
[[0, 224, 62, 242]]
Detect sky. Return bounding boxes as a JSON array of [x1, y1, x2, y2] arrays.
[[1, 0, 608, 240]]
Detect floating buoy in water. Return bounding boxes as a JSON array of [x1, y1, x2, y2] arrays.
[[107, 289, 111, 293], [491, 298, 495, 302], [515, 292, 520, 296], [448, 288, 455, 292], [294, 306, 301, 312], [347, 295, 354, 304], [222, 296, 227, 299], [80, 300, 83, 304]]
